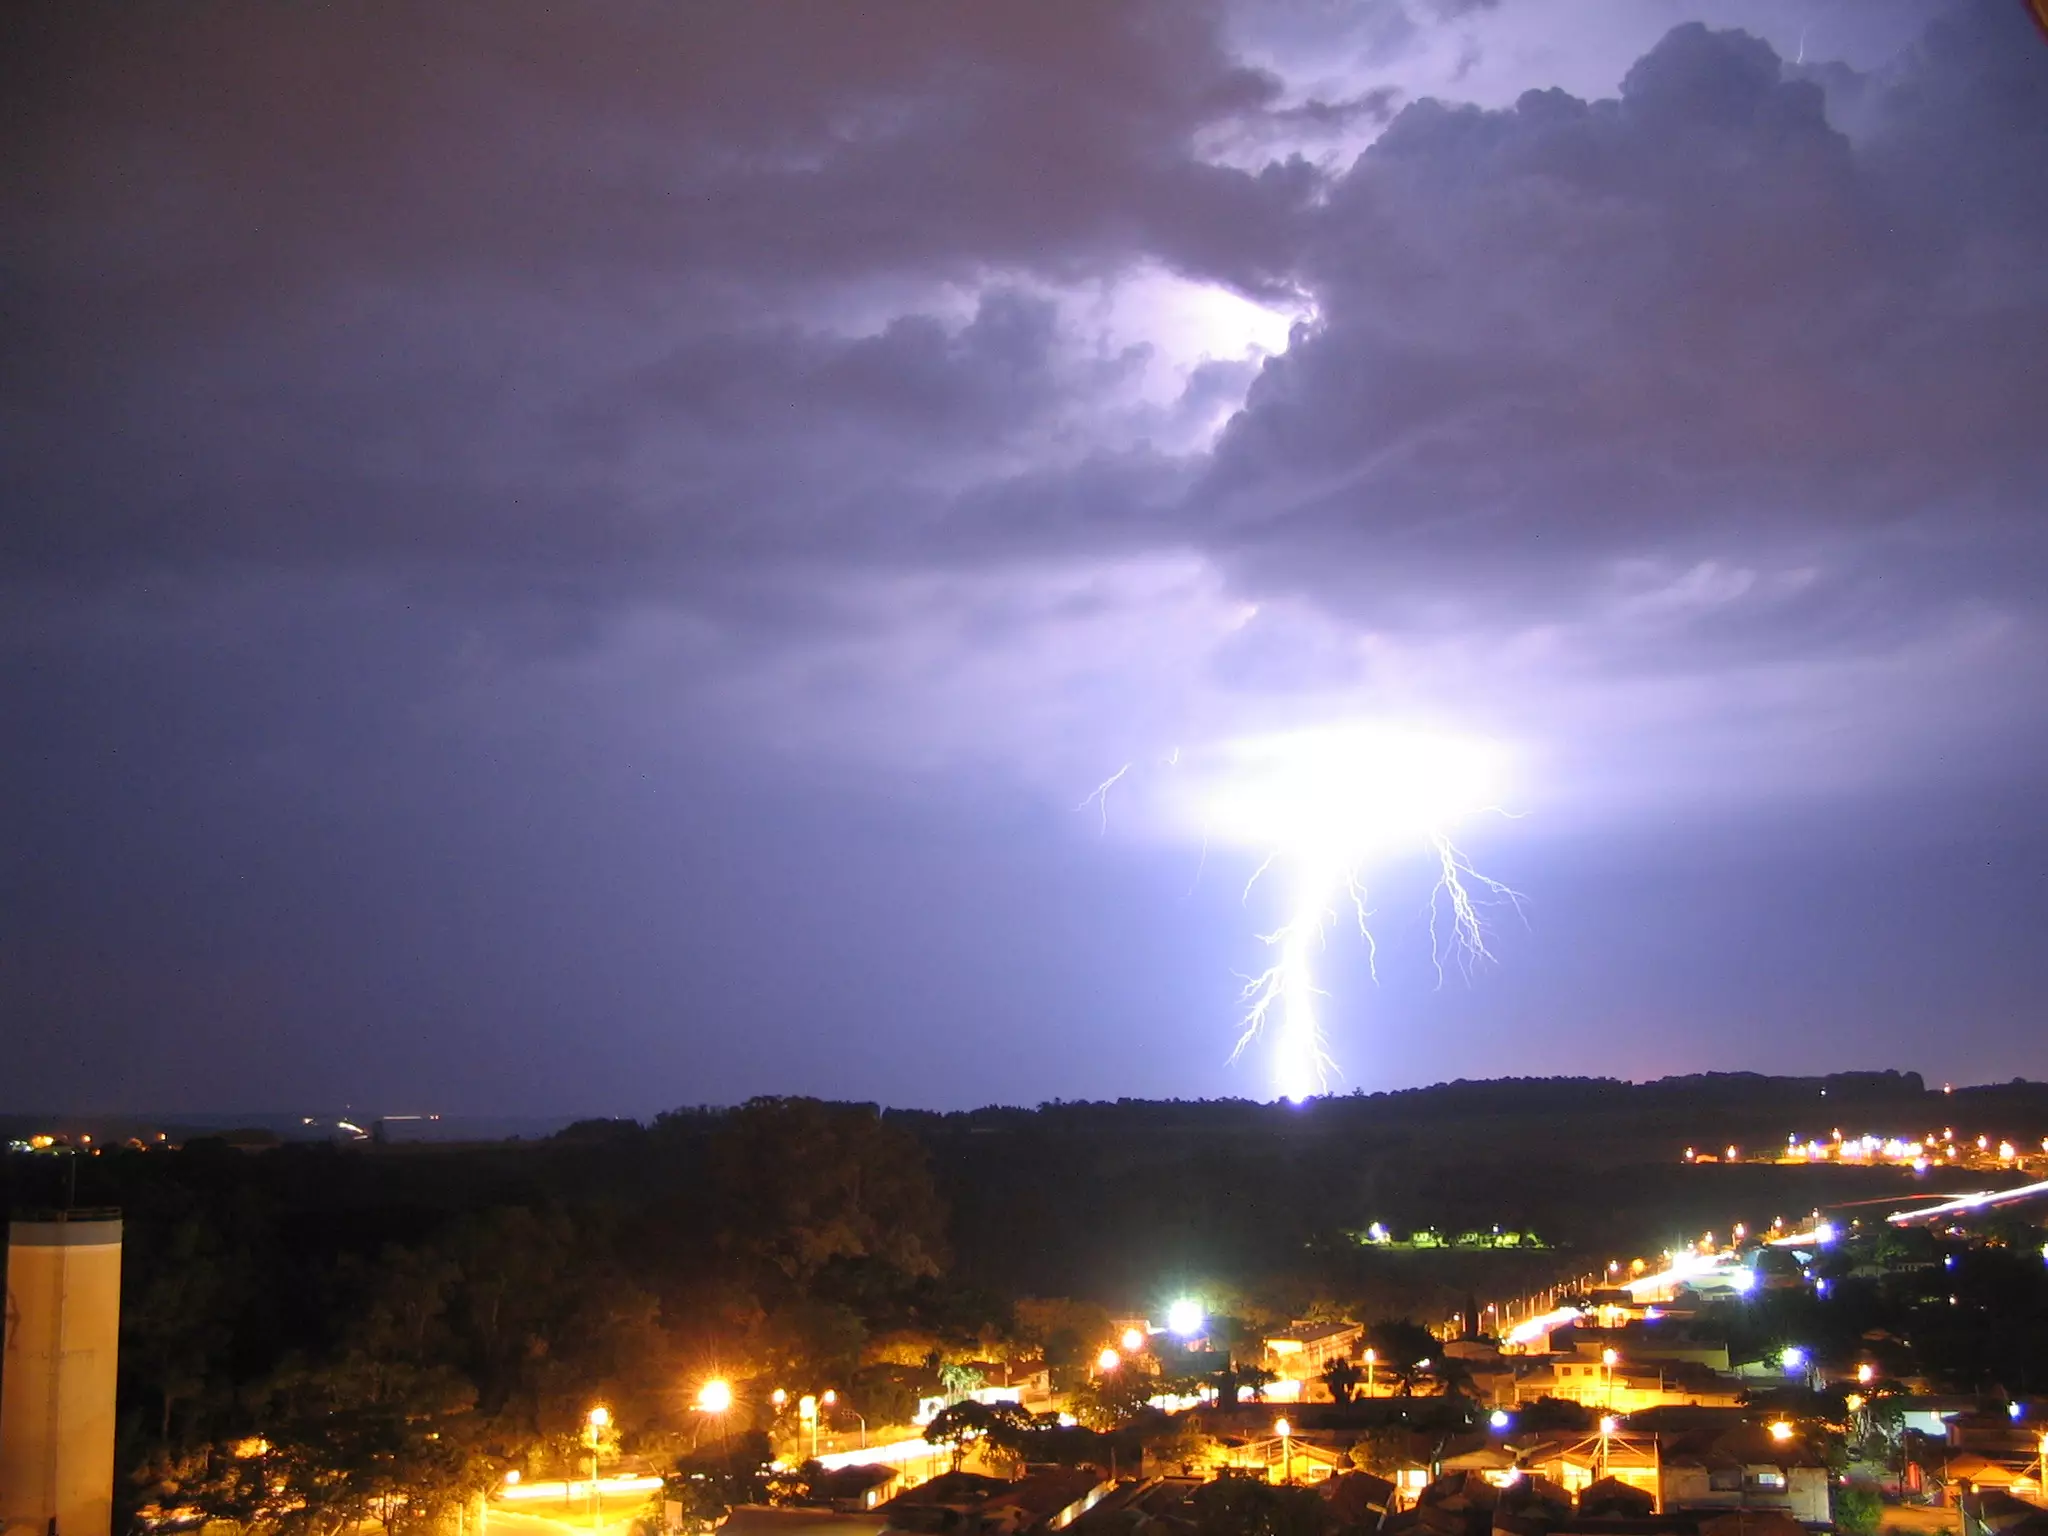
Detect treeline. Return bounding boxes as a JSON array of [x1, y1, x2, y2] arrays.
[[4, 1100, 982, 1535], [3, 1074, 2038, 1533]]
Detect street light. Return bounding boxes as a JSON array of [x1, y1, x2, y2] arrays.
[[696, 1380, 732, 1455], [771, 1388, 788, 1410], [1364, 1348, 1376, 1398], [1770, 1421, 1795, 1444], [1602, 1348, 1619, 1410], [1122, 1328, 1146, 1353], [799, 1394, 820, 1458], [1856, 1363, 1874, 1386], [1098, 1348, 1122, 1373], [1275, 1419, 1292, 1484], [585, 1407, 609, 1531]]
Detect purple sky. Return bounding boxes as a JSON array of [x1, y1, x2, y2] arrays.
[[4, 1, 2046, 1115]]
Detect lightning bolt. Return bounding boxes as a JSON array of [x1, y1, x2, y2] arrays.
[[1082, 726, 1521, 1103], [1077, 763, 1130, 835]]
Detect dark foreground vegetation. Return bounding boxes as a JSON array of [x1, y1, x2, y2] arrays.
[[4, 1071, 2045, 1534]]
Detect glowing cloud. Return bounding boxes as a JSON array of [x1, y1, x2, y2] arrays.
[[1102, 722, 1519, 1102]]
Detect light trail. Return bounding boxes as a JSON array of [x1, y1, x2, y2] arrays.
[[1502, 1306, 1582, 1348], [1090, 723, 1519, 1101], [813, 1437, 956, 1472], [497, 1477, 666, 1504], [1885, 1177, 2048, 1226]]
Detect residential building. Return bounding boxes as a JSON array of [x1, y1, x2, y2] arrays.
[[1264, 1322, 1366, 1385]]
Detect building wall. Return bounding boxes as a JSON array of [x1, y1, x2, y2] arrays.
[[0, 1217, 123, 1536], [1660, 1464, 1829, 1524]]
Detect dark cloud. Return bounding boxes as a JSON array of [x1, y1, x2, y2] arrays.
[[1202, 11, 2047, 633]]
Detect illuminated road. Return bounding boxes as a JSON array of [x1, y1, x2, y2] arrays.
[[489, 1505, 650, 1536]]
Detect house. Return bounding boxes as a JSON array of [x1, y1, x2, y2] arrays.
[[1264, 1322, 1367, 1387], [1321, 1471, 1397, 1530], [1061, 1477, 1201, 1536], [881, 1469, 1111, 1536], [1656, 1425, 1830, 1526], [1514, 1352, 1741, 1414], [1961, 1487, 2048, 1536], [813, 1465, 909, 1512]]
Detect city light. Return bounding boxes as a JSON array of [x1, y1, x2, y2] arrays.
[[1770, 1421, 1794, 1443], [1097, 1348, 1121, 1372], [1489, 1410, 1511, 1430], [1121, 1328, 1146, 1353], [1856, 1363, 1874, 1385], [696, 1379, 733, 1414], [586, 1406, 609, 1429], [1167, 1298, 1205, 1337]]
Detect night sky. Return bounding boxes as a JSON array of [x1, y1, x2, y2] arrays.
[[5, 1, 2046, 1116]]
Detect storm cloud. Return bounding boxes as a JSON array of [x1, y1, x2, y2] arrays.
[[3, 2, 2045, 1111]]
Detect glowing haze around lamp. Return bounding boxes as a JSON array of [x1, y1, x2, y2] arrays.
[[1166, 1298, 1205, 1338]]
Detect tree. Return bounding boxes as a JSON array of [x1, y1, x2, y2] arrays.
[[938, 1362, 986, 1403], [1833, 1485, 1882, 1536], [1350, 1425, 1421, 1478], [712, 1098, 950, 1287], [1321, 1359, 1362, 1404], [668, 1430, 774, 1533], [923, 1400, 1031, 1471], [1362, 1321, 1438, 1396], [1068, 1372, 1152, 1430]]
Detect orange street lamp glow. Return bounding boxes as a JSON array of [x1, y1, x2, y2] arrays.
[[1770, 1421, 1794, 1443], [1857, 1363, 1874, 1385], [1122, 1328, 1145, 1353], [772, 1388, 788, 1409], [697, 1379, 733, 1414], [587, 1406, 610, 1430], [1097, 1348, 1121, 1372]]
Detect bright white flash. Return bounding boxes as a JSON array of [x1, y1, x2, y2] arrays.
[[1145, 723, 1518, 1103]]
